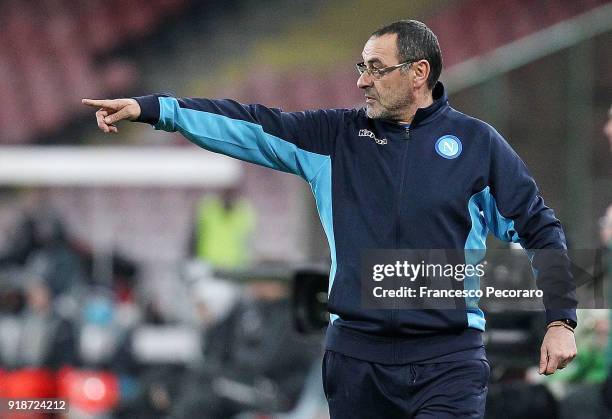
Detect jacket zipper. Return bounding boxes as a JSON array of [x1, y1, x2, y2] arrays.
[[391, 125, 411, 353], [393, 123, 411, 244], [396, 125, 410, 245]]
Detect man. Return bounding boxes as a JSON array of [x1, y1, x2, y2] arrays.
[[189, 188, 255, 269], [601, 106, 612, 414], [171, 280, 320, 418], [84, 20, 577, 418], [604, 105, 612, 153], [1, 279, 78, 369]]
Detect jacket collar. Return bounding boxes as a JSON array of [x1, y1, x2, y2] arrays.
[[410, 81, 448, 126]]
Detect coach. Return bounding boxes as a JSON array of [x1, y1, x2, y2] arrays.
[[84, 20, 577, 418]]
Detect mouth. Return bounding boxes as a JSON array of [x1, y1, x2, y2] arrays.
[[365, 96, 377, 103]]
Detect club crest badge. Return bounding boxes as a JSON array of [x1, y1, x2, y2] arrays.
[[435, 135, 462, 159]]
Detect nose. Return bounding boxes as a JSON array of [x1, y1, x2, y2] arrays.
[[357, 71, 373, 89]]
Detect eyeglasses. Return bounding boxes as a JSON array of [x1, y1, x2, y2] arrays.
[[355, 60, 415, 80]]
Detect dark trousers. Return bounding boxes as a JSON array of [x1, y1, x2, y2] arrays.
[[322, 350, 490, 418]]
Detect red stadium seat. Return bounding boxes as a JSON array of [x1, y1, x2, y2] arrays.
[[0, 369, 6, 398], [57, 368, 120, 414], [2, 368, 58, 399]]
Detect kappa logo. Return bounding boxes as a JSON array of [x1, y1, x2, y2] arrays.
[[435, 135, 462, 159], [359, 129, 387, 145]]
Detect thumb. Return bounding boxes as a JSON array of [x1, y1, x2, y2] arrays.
[[539, 344, 548, 374], [104, 107, 132, 125]]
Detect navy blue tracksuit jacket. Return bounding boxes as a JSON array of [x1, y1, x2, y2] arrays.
[[134, 82, 577, 365]]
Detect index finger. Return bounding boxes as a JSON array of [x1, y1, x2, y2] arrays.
[[82, 98, 112, 108], [545, 354, 559, 375]]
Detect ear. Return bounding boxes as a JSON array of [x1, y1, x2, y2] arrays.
[[412, 59, 431, 89]]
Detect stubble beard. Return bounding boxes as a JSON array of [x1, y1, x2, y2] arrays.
[[365, 88, 414, 122], [365, 102, 391, 120]]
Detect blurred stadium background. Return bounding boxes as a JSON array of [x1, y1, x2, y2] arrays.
[[0, 0, 611, 418]]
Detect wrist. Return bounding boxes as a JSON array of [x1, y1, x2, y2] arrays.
[[547, 319, 576, 333]]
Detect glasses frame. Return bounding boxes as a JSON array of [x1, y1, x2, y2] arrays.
[[355, 60, 416, 80]]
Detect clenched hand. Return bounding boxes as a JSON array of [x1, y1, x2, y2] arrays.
[[81, 98, 141, 134], [539, 325, 577, 375]]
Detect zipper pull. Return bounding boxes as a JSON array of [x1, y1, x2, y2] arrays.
[[404, 126, 410, 140]]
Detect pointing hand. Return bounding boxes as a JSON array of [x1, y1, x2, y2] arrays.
[[81, 98, 141, 134]]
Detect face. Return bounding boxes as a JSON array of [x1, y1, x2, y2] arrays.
[[604, 114, 612, 153], [357, 33, 414, 121], [27, 282, 50, 313], [601, 205, 612, 245]]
